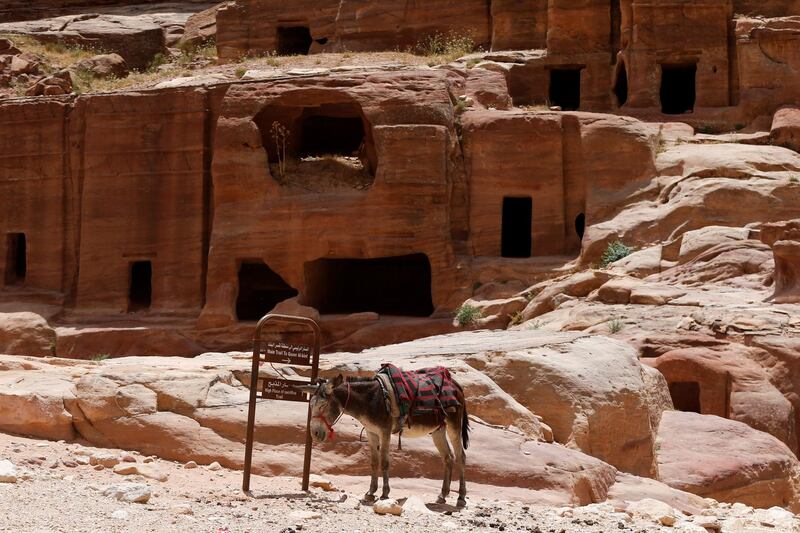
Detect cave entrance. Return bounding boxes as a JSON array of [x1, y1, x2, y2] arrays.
[[660, 63, 696, 114], [128, 261, 152, 312], [300, 114, 364, 157], [575, 213, 586, 240], [236, 261, 298, 321], [614, 63, 628, 107], [502, 197, 532, 258], [4, 233, 26, 286], [304, 254, 434, 316], [549, 68, 581, 111], [669, 381, 701, 413], [277, 26, 312, 56]]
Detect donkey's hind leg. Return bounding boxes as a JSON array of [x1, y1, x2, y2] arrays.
[[446, 417, 467, 507], [379, 428, 392, 500], [432, 427, 453, 504], [364, 431, 380, 502]]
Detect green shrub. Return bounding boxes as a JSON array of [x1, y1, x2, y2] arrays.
[[508, 310, 524, 326], [455, 304, 483, 327], [790, 175, 799, 184], [599, 241, 633, 268], [415, 31, 477, 62], [608, 318, 623, 334], [91, 353, 110, 361]]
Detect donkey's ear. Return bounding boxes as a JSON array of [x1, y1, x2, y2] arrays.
[[292, 384, 318, 395], [332, 374, 344, 388]]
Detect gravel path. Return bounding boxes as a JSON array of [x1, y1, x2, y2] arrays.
[[0, 433, 797, 533]]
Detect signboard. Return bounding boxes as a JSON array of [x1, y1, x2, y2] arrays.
[[260, 341, 313, 366], [261, 378, 309, 402], [242, 314, 321, 494]]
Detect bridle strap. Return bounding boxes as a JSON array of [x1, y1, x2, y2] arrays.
[[314, 382, 351, 441]]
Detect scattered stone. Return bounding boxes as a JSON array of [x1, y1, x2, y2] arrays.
[[172, 504, 193, 515], [373, 499, 403, 516], [93, 464, 105, 471], [62, 458, 78, 468], [309, 475, 335, 491], [206, 461, 221, 471], [75, 456, 90, 466], [113, 463, 169, 482], [692, 515, 721, 532], [90, 452, 120, 468], [0, 38, 20, 55], [627, 498, 679, 526], [26, 69, 73, 96], [289, 510, 322, 520], [102, 483, 152, 504], [183, 461, 198, 469], [143, 456, 155, 464], [0, 459, 18, 483], [403, 496, 433, 515], [120, 453, 137, 463], [111, 509, 129, 520]]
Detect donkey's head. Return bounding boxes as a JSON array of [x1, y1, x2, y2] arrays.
[[295, 374, 345, 443]]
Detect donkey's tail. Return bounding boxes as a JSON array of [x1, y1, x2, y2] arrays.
[[461, 404, 471, 450]]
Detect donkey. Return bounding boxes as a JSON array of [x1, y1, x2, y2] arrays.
[[296, 372, 470, 507]]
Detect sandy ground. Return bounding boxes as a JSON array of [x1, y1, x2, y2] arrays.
[[0, 432, 708, 533]]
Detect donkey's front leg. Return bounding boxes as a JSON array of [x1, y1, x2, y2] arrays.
[[379, 429, 392, 500], [364, 431, 379, 502]]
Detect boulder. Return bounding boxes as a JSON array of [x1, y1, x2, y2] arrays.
[[461, 334, 664, 477], [25, 69, 72, 96], [0, 312, 55, 356], [657, 411, 800, 511], [770, 107, 800, 152], [183, 3, 221, 47], [0, 14, 165, 70], [74, 53, 128, 79]]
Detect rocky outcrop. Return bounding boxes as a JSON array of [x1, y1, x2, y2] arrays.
[[0, 14, 165, 70], [761, 219, 800, 303], [657, 411, 800, 511]]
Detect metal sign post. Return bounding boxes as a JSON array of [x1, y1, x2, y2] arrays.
[[242, 314, 321, 493]]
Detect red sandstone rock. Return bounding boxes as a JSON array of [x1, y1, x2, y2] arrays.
[[0, 14, 165, 70], [657, 411, 800, 512], [646, 347, 797, 453], [183, 2, 222, 46], [0, 312, 55, 357], [74, 53, 128, 79], [761, 219, 800, 303], [770, 107, 800, 152]]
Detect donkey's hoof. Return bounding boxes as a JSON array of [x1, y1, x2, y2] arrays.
[[363, 493, 377, 503], [456, 498, 467, 508], [436, 495, 447, 504]]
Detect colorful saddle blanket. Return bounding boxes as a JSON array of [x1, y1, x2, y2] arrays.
[[376, 364, 460, 425]]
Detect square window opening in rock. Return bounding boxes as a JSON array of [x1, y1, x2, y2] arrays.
[[502, 197, 533, 258], [549, 68, 581, 111], [128, 260, 152, 312], [277, 26, 312, 56], [661, 63, 696, 114], [300, 114, 365, 158], [4, 232, 26, 286], [669, 381, 701, 413]]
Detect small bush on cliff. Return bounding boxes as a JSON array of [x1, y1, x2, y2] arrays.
[[455, 303, 483, 327], [608, 318, 623, 334], [790, 175, 799, 184], [599, 241, 633, 268], [415, 31, 477, 62]]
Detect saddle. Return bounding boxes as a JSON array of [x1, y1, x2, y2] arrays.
[[374, 364, 460, 444]]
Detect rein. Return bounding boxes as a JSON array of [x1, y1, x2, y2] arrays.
[[314, 381, 351, 441]]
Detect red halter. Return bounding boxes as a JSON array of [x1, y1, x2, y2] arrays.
[[314, 382, 351, 441]]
